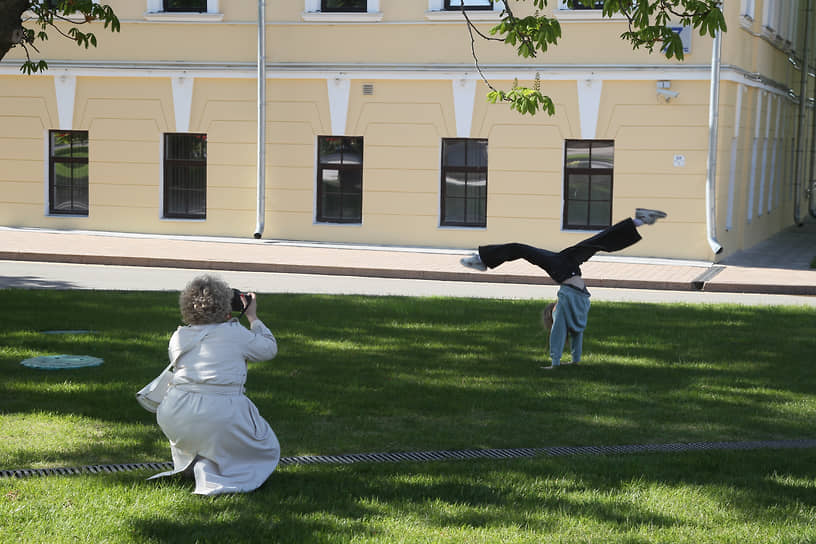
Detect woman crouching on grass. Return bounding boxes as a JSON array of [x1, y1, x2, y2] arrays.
[[148, 274, 280, 495]]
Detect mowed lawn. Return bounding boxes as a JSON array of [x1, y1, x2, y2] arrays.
[[1, 289, 815, 543]]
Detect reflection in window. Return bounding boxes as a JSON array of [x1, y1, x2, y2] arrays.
[[163, 0, 207, 12], [164, 133, 207, 219], [441, 138, 487, 227], [317, 136, 363, 223], [321, 0, 366, 12], [563, 140, 613, 229], [49, 130, 89, 216]]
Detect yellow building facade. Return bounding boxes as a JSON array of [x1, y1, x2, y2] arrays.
[[0, 0, 813, 261]]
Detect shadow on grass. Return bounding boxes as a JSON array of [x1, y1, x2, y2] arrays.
[[1, 291, 815, 470], [120, 449, 816, 543]]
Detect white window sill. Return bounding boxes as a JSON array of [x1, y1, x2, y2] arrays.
[[301, 12, 383, 23], [554, 10, 628, 22], [144, 12, 224, 23], [424, 10, 502, 22], [313, 220, 363, 226], [438, 224, 487, 230], [161, 217, 206, 222]]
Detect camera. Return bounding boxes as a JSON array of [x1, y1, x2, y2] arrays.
[[231, 289, 252, 312]]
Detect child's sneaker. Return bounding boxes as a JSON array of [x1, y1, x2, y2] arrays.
[[635, 208, 667, 225], [460, 254, 487, 271]]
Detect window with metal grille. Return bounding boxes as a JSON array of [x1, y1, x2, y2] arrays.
[[316, 136, 363, 223], [440, 138, 487, 227], [444, 0, 493, 10], [321, 0, 366, 12], [163, 0, 207, 12], [563, 139, 613, 230], [49, 130, 89, 216], [164, 133, 207, 219]]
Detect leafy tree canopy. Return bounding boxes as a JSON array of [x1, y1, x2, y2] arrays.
[[462, 0, 726, 115], [0, 0, 120, 74]]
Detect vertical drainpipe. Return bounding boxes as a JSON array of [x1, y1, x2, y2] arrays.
[[253, 0, 267, 239], [795, 0, 812, 226], [705, 30, 724, 255]]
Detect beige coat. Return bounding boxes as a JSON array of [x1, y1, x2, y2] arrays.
[[149, 319, 279, 495]]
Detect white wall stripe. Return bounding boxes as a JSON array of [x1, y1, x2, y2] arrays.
[[170, 76, 194, 133], [327, 77, 350, 136], [453, 78, 476, 138], [747, 90, 763, 224], [726, 84, 745, 231], [577, 78, 602, 139], [54, 73, 76, 130]]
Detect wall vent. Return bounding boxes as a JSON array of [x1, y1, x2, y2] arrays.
[[362, 83, 374, 96]]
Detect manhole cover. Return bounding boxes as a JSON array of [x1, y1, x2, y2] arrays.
[[40, 330, 95, 335], [20, 355, 104, 370]]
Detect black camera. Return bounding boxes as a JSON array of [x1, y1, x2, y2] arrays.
[[231, 289, 252, 313]]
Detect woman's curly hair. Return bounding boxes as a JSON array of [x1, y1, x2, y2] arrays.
[[179, 275, 232, 325]]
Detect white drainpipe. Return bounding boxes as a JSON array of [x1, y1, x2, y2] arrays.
[[253, 0, 266, 239], [705, 30, 724, 255]]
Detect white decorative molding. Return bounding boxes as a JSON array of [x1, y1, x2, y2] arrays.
[[757, 91, 773, 216], [301, 12, 383, 22], [452, 79, 476, 138], [425, 0, 504, 21], [747, 91, 763, 224], [54, 73, 77, 130], [577, 78, 602, 139], [171, 76, 194, 132], [768, 95, 781, 213], [327, 77, 350, 136], [726, 84, 745, 231], [428, 0, 503, 9], [145, 0, 222, 21], [303, 0, 382, 21]]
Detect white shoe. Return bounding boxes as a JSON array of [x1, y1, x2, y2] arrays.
[[460, 254, 487, 271], [635, 208, 667, 225]]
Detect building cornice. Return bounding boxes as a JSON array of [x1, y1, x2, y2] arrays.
[[0, 60, 794, 97]]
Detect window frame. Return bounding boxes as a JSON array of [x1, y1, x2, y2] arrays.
[[562, 139, 614, 231], [440, 138, 488, 228], [49, 130, 89, 216], [443, 0, 494, 11], [163, 133, 207, 220], [162, 0, 206, 12], [316, 135, 364, 224], [320, 0, 366, 12]]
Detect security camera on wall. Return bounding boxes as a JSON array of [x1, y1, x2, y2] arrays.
[[657, 88, 680, 100], [656, 80, 679, 102]]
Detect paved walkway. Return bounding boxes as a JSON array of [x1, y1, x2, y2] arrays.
[[1, 221, 814, 296]]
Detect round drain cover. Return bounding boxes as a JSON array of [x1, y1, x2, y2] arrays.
[[21, 355, 104, 370]]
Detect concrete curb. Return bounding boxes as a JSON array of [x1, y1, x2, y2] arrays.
[[3, 250, 813, 295]]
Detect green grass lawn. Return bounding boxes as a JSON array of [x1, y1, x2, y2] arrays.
[[1, 289, 815, 543]]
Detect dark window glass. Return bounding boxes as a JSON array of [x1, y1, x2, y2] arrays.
[[163, 0, 207, 12], [444, 0, 493, 10], [317, 136, 363, 223], [164, 133, 207, 219], [49, 130, 89, 216], [563, 139, 613, 230], [441, 138, 487, 227], [321, 0, 366, 12]]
